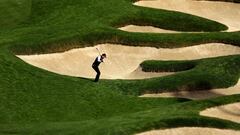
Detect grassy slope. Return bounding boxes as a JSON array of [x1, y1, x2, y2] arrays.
[[140, 55, 240, 93], [2, 0, 229, 54], [0, 0, 31, 28], [0, 0, 239, 134]]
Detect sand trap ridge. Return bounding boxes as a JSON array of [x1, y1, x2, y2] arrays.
[[119, 25, 183, 33], [120, 0, 240, 33], [141, 79, 240, 100], [136, 127, 240, 135], [139, 102, 240, 135], [201, 102, 240, 124], [17, 43, 240, 79]]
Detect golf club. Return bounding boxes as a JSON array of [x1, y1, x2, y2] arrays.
[[96, 48, 101, 56], [96, 48, 105, 63]]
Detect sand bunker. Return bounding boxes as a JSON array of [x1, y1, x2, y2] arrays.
[[119, 25, 182, 33], [17, 43, 240, 79], [121, 0, 240, 33], [200, 102, 240, 124], [136, 127, 240, 135], [141, 79, 240, 100]]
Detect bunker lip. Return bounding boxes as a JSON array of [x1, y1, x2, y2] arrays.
[[17, 43, 240, 80], [119, 25, 184, 33], [119, 25, 216, 33], [136, 127, 240, 135], [200, 102, 240, 124], [140, 79, 240, 100], [123, 0, 240, 33]]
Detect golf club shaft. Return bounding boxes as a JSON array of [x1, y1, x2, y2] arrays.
[[96, 48, 105, 63], [96, 48, 101, 56]]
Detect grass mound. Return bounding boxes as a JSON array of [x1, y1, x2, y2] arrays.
[[141, 60, 197, 72], [1, 0, 229, 54], [139, 55, 240, 93]]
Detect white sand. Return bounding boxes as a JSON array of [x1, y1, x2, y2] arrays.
[[136, 127, 240, 135], [120, 0, 240, 33], [119, 25, 182, 33], [17, 43, 240, 79], [200, 102, 240, 123], [141, 79, 240, 100]]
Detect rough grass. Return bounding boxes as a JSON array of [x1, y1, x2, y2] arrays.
[[141, 60, 197, 72], [0, 0, 31, 28], [0, 0, 239, 134], [1, 0, 228, 54], [139, 55, 240, 93]]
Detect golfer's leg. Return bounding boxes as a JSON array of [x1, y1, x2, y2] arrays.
[[95, 67, 101, 82], [92, 66, 98, 82]]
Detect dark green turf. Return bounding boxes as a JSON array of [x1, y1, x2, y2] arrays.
[[139, 55, 240, 93], [0, 0, 31, 28], [0, 0, 240, 134]]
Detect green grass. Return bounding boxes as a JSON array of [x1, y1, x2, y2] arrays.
[[139, 55, 240, 93], [0, 0, 239, 134], [1, 0, 229, 54], [0, 0, 31, 28], [141, 60, 197, 72]]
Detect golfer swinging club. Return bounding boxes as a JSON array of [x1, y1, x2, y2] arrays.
[[92, 48, 106, 82]]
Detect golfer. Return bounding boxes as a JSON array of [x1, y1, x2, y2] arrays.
[[92, 53, 107, 82]]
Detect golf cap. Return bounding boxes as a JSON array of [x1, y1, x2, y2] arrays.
[[102, 53, 107, 58]]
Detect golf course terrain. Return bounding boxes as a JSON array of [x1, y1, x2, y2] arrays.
[[0, 0, 240, 134]]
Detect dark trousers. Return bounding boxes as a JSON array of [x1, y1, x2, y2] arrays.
[[92, 65, 101, 82]]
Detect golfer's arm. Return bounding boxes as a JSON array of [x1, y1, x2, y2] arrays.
[[97, 56, 102, 62]]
